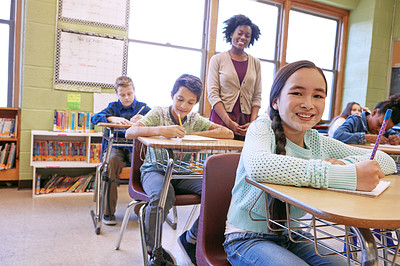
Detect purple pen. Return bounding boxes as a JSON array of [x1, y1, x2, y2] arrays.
[[370, 109, 392, 160]]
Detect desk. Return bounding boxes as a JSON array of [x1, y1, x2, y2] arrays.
[[90, 123, 132, 235], [137, 136, 243, 262], [352, 144, 400, 155], [245, 175, 400, 265]]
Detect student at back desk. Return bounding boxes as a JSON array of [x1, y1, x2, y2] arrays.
[[333, 94, 400, 145], [91, 76, 151, 225]]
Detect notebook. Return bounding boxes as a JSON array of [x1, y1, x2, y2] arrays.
[[171, 135, 218, 142], [326, 180, 390, 198]]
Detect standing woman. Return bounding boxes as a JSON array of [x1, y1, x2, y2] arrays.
[[207, 14, 262, 140]]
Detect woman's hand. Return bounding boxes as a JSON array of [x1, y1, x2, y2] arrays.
[[107, 116, 132, 125], [355, 160, 385, 191], [228, 120, 246, 136]]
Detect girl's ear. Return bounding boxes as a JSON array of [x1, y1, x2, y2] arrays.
[[371, 109, 378, 116], [272, 100, 278, 110]]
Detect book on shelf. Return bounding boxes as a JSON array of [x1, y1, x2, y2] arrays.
[[37, 173, 95, 194], [0, 143, 10, 170], [5, 142, 16, 169], [0, 118, 16, 138], [53, 110, 95, 133]]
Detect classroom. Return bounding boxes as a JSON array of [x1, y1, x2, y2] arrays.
[[1, 0, 400, 265]]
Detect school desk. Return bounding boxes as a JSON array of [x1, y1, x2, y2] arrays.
[[90, 122, 132, 235], [245, 175, 400, 266], [137, 136, 244, 263], [351, 143, 400, 155]]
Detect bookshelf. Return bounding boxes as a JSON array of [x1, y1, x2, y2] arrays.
[[0, 107, 20, 181], [30, 130, 102, 197]]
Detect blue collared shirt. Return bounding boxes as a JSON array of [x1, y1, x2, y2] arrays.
[[91, 99, 151, 151], [333, 111, 399, 144]]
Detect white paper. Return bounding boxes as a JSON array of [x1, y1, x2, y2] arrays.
[[326, 180, 390, 197], [93, 93, 118, 113], [171, 135, 218, 142]]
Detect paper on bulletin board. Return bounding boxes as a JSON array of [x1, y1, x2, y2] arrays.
[[67, 94, 81, 110], [94, 93, 118, 113]]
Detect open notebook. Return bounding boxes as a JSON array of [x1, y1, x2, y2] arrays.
[[326, 180, 390, 198], [171, 135, 218, 142]]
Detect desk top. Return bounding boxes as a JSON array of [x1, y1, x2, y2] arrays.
[[246, 175, 400, 229], [352, 143, 400, 155], [97, 122, 132, 129], [138, 136, 244, 150]]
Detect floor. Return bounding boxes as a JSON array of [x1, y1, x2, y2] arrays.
[[0, 185, 192, 266], [1, 185, 399, 266]]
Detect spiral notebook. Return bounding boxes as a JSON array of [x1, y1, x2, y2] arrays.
[[326, 180, 390, 198]]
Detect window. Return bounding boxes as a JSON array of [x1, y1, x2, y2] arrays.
[[0, 0, 14, 107], [127, 0, 208, 111], [215, 0, 348, 120]]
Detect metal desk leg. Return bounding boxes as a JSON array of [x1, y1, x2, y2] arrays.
[[354, 227, 379, 266], [151, 149, 175, 264], [90, 132, 115, 235]]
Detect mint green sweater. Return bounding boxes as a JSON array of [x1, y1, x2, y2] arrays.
[[227, 117, 397, 234]]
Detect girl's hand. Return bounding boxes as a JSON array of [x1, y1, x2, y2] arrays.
[[366, 134, 388, 144], [324, 158, 345, 165], [159, 125, 186, 138], [107, 116, 131, 125], [388, 135, 400, 145], [130, 114, 143, 124], [355, 160, 385, 191]]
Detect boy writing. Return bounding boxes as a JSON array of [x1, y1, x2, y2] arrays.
[[333, 94, 400, 145], [125, 74, 233, 265], [91, 76, 151, 225]]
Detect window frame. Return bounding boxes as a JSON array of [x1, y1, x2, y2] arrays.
[[204, 0, 349, 121]]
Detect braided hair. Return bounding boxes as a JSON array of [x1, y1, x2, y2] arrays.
[[268, 60, 327, 231]]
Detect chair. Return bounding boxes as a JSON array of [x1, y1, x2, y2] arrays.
[[196, 153, 241, 266], [114, 139, 201, 265]]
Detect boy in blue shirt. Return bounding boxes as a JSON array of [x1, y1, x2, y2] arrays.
[[333, 94, 400, 145], [91, 76, 151, 225], [126, 74, 233, 265]]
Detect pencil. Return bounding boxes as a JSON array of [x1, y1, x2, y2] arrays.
[[136, 105, 145, 115], [178, 113, 183, 127], [370, 109, 392, 160]]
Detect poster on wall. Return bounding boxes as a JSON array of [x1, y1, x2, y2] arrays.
[[54, 29, 127, 92], [58, 0, 130, 30]]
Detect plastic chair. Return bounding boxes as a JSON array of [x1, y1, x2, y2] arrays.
[[114, 139, 201, 265], [196, 153, 241, 266]]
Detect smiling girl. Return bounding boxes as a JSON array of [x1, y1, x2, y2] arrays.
[[223, 61, 397, 265]]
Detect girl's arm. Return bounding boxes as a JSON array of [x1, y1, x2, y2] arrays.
[[125, 122, 186, 139], [191, 124, 234, 139]]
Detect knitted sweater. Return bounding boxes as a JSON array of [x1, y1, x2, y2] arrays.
[[227, 117, 397, 234]]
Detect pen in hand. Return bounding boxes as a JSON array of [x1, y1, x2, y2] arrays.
[[370, 109, 392, 160], [136, 105, 145, 115], [177, 113, 183, 127]]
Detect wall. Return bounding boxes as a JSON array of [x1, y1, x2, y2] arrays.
[[342, 0, 400, 110]]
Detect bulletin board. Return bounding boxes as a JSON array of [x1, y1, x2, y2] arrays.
[[54, 29, 128, 91], [58, 0, 130, 30]]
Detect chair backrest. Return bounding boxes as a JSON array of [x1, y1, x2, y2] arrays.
[[128, 139, 148, 201], [197, 153, 241, 266]]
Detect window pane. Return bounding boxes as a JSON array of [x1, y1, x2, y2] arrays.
[[129, 0, 205, 49], [127, 42, 202, 110], [286, 10, 338, 70], [0, 1, 11, 20], [216, 0, 278, 60], [0, 24, 9, 107], [322, 71, 334, 120], [259, 61, 276, 114]]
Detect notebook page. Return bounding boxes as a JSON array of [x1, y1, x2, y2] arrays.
[[326, 180, 390, 198]]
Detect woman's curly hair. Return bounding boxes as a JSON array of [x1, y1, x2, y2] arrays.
[[375, 93, 400, 125], [222, 14, 261, 47]]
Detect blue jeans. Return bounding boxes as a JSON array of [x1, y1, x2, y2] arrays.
[[224, 231, 348, 266], [141, 171, 202, 252]]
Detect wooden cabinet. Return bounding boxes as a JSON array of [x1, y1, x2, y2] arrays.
[[0, 107, 20, 181], [30, 130, 102, 197]]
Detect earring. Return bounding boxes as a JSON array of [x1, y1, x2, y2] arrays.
[[273, 103, 278, 110]]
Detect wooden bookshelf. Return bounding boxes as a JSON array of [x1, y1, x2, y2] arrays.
[[0, 107, 20, 181], [30, 130, 102, 197]]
